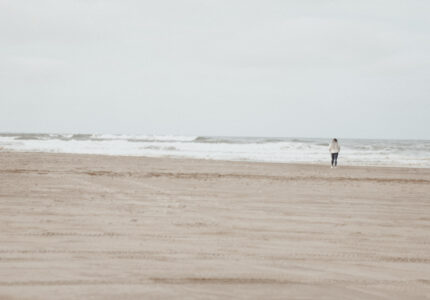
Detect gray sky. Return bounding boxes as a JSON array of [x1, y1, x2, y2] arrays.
[[1, 0, 429, 139]]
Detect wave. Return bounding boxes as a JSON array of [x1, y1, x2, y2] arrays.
[[290, 138, 316, 143], [142, 145, 178, 151], [194, 136, 240, 144], [92, 134, 197, 143], [194, 136, 286, 144], [3, 133, 198, 143]]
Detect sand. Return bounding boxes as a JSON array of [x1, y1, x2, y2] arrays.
[[0, 152, 429, 299]]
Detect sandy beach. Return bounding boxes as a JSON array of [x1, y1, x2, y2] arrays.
[[1, 152, 429, 299]]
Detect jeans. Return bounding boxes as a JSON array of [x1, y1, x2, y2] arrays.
[[331, 153, 339, 167]]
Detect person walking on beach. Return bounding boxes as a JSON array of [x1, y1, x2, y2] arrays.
[[329, 138, 340, 168]]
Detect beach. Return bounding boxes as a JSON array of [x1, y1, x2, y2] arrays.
[[1, 152, 429, 299]]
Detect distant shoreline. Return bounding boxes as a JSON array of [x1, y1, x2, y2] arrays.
[[1, 150, 429, 170]]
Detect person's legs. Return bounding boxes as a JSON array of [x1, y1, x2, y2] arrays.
[[334, 153, 338, 167], [331, 153, 335, 167]]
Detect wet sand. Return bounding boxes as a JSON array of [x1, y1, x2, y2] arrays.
[[1, 152, 429, 299]]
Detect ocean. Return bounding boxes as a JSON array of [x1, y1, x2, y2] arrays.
[[0, 133, 429, 168]]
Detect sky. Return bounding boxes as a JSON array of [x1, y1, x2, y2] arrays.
[[1, 0, 429, 139]]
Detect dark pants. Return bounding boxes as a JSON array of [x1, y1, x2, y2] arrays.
[[331, 153, 339, 167]]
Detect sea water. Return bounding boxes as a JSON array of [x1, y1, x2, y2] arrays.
[[1, 133, 429, 167]]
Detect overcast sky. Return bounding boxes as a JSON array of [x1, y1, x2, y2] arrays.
[[1, 0, 429, 139]]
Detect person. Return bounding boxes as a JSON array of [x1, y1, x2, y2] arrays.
[[329, 138, 340, 168]]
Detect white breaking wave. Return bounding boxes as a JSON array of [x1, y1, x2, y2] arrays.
[[1, 133, 429, 167], [91, 134, 198, 142]]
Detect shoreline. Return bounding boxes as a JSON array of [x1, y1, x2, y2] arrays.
[[1, 150, 430, 170]]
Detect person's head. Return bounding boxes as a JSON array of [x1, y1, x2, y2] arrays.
[[333, 138, 338, 143]]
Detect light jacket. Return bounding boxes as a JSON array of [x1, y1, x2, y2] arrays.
[[329, 141, 340, 153]]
